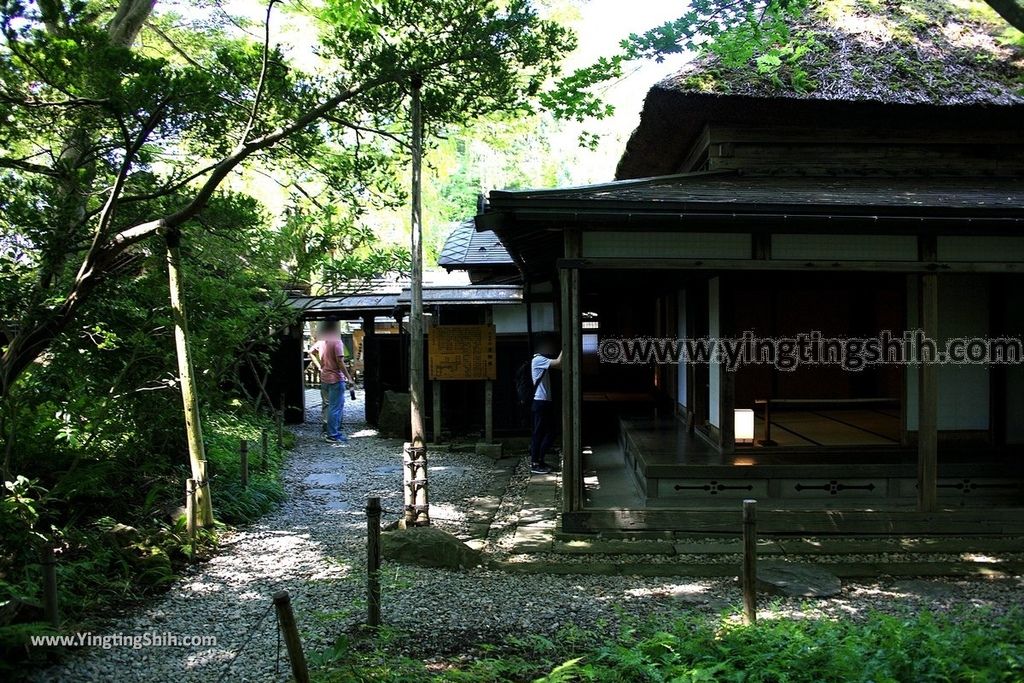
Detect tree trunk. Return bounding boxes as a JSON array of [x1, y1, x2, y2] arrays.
[[166, 229, 214, 526], [985, 0, 1024, 34], [405, 74, 430, 527]]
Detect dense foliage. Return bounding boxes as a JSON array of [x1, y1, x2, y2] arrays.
[[0, 0, 573, 664], [312, 609, 1024, 682]]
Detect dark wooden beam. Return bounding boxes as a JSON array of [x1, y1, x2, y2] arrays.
[[558, 257, 1024, 273], [918, 273, 939, 512]]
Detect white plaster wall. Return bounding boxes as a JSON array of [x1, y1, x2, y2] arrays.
[[905, 275, 990, 431], [492, 303, 555, 334], [582, 232, 750, 259], [938, 236, 1024, 262], [709, 277, 721, 428], [1004, 279, 1024, 444], [773, 234, 917, 261]]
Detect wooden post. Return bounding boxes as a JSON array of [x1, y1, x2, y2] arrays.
[[525, 280, 535, 355], [166, 229, 213, 527], [405, 73, 429, 526], [742, 499, 757, 625], [261, 428, 269, 470], [762, 400, 775, 446], [40, 544, 59, 629], [272, 591, 309, 683], [561, 229, 583, 512], [186, 478, 197, 562], [240, 439, 249, 489], [484, 379, 494, 444], [918, 273, 939, 512], [366, 497, 382, 628], [432, 380, 442, 444]]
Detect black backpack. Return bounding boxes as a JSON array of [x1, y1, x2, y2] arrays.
[[515, 355, 547, 406]]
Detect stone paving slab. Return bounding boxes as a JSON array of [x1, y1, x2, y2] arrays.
[[510, 526, 554, 553], [675, 540, 784, 555], [556, 538, 677, 555]]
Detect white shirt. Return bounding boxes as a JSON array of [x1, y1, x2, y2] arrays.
[[531, 354, 552, 401]]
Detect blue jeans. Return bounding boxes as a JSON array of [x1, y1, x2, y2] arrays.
[[323, 381, 346, 440], [530, 399, 556, 465]]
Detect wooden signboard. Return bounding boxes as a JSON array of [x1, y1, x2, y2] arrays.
[[428, 325, 496, 380]]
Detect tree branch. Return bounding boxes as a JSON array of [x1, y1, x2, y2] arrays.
[[143, 21, 207, 71], [0, 156, 60, 177], [325, 116, 412, 150], [242, 0, 281, 144]]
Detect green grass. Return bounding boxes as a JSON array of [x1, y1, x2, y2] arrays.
[[311, 609, 1024, 682], [0, 407, 291, 672]]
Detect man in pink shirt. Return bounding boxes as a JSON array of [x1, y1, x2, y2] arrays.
[[310, 319, 354, 442]]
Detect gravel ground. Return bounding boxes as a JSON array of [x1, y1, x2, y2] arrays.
[[29, 392, 1024, 682]]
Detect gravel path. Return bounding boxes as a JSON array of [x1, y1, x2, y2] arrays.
[[30, 393, 1024, 682]]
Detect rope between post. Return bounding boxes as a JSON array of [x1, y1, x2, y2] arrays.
[[215, 601, 275, 683]]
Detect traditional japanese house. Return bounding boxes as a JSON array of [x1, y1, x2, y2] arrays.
[[478, 1, 1024, 534], [288, 222, 553, 436]]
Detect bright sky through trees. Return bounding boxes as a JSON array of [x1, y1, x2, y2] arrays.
[[206, 0, 691, 185]]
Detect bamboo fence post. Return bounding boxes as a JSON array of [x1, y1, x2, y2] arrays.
[[40, 543, 59, 629], [186, 478, 197, 562], [272, 591, 309, 683], [366, 497, 382, 627], [742, 499, 757, 625]]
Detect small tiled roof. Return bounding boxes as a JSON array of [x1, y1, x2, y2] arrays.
[[290, 292, 400, 316], [437, 221, 514, 269], [395, 285, 522, 306]]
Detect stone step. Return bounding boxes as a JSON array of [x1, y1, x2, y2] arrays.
[[493, 559, 1024, 578], [546, 534, 1024, 556]]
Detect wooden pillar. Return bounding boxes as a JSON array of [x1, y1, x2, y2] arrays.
[[561, 229, 582, 512], [484, 380, 494, 443], [525, 279, 535, 353], [432, 380, 442, 443], [362, 315, 377, 426], [484, 309, 494, 443], [918, 273, 939, 512]]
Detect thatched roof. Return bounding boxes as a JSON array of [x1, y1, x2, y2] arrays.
[[616, 0, 1024, 179], [666, 0, 1024, 106]]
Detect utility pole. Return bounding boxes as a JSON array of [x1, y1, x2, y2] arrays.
[[404, 74, 430, 527]]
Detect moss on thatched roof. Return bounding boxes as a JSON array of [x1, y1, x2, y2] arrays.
[[663, 0, 1024, 106]]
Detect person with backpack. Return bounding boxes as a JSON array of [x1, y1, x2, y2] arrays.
[[310, 319, 355, 443], [526, 334, 562, 474]]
